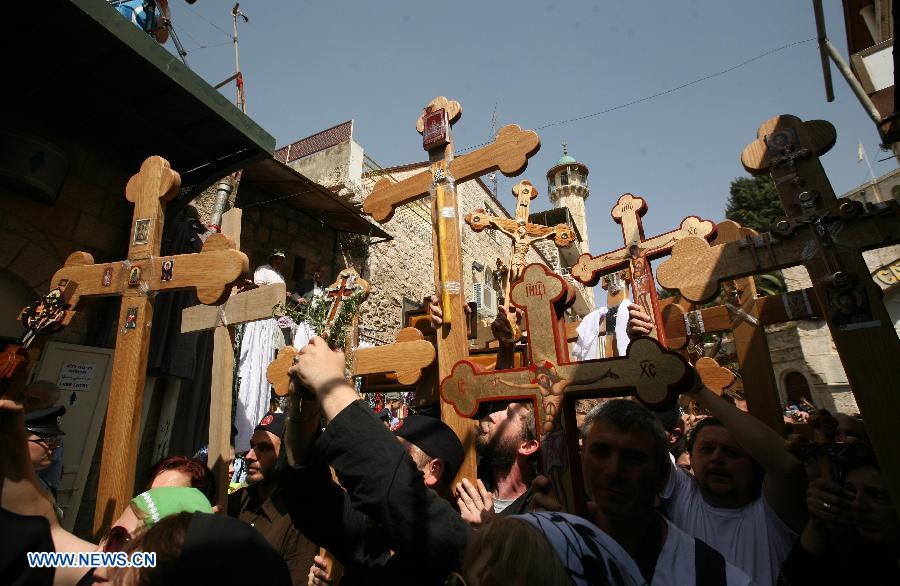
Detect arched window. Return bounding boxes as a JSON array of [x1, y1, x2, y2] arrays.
[[784, 371, 814, 407], [560, 171, 568, 185]]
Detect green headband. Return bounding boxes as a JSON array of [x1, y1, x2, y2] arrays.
[[131, 487, 212, 526]]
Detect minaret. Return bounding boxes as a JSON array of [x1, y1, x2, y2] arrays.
[[546, 142, 590, 252]]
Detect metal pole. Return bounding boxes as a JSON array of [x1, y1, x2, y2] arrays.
[[812, 0, 835, 102]]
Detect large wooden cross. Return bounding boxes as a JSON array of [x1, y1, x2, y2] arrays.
[[441, 263, 694, 514], [179, 208, 287, 510], [362, 97, 541, 483], [657, 114, 900, 509], [570, 193, 716, 346], [48, 157, 249, 532]]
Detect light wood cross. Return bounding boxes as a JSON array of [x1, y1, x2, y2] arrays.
[[179, 208, 286, 511], [657, 114, 900, 510], [441, 263, 694, 514], [660, 219, 825, 431], [48, 157, 249, 533], [465, 179, 576, 300], [570, 193, 716, 346], [362, 97, 541, 484]]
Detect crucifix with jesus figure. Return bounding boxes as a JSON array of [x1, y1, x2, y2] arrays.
[[441, 263, 695, 515], [47, 156, 249, 533], [362, 96, 542, 483], [465, 179, 576, 341], [657, 114, 900, 511]]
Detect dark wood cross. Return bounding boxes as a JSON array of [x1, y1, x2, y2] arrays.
[[324, 268, 371, 329], [48, 156, 249, 533], [662, 220, 795, 431], [362, 97, 541, 483], [441, 263, 694, 514], [570, 193, 717, 346], [657, 114, 900, 510]]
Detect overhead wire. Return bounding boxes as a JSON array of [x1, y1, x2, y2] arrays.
[[455, 37, 817, 155]]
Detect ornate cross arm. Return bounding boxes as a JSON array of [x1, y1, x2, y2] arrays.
[[363, 124, 540, 222], [571, 216, 716, 286], [51, 233, 249, 308], [441, 337, 694, 438], [267, 327, 437, 396]]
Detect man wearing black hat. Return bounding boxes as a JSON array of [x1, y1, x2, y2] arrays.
[[228, 412, 318, 585], [25, 405, 66, 506], [282, 336, 470, 585]]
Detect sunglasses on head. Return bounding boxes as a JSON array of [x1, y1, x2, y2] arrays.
[[102, 526, 131, 553]]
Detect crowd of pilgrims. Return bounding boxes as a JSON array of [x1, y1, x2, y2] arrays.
[[2, 303, 898, 586]]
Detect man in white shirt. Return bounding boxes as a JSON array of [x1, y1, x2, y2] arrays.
[[628, 304, 805, 586], [581, 399, 751, 586]]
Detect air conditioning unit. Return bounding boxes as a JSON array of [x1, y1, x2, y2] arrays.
[[480, 286, 496, 316], [471, 283, 483, 309], [0, 131, 69, 204]]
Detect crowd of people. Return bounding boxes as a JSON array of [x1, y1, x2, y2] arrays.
[[2, 303, 898, 586]]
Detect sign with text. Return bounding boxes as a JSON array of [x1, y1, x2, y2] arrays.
[[57, 361, 96, 392]]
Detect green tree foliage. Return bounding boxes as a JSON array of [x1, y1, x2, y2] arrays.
[[724, 175, 787, 296], [725, 175, 783, 232]]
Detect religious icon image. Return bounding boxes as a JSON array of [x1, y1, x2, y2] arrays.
[[161, 259, 174, 282], [102, 267, 112, 287], [128, 266, 141, 286], [828, 283, 877, 330], [132, 218, 151, 245], [125, 307, 138, 329]]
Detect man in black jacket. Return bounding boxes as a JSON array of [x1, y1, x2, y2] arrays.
[[281, 336, 470, 585]]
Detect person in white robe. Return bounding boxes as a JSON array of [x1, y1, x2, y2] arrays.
[[571, 299, 631, 361], [234, 249, 290, 452]]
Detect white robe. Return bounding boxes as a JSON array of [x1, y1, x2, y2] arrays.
[[291, 285, 325, 350], [572, 299, 631, 361], [234, 265, 286, 452]]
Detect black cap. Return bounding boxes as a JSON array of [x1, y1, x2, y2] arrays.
[[392, 415, 464, 486], [254, 412, 286, 438], [24, 406, 65, 436], [177, 513, 291, 585]]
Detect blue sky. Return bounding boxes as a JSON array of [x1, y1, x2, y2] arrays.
[[166, 0, 895, 257]]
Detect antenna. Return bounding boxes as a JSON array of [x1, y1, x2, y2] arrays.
[[487, 102, 499, 197], [231, 3, 249, 112]]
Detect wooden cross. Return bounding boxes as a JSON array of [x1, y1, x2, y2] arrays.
[[570, 193, 717, 346], [657, 114, 900, 510], [465, 179, 576, 298], [660, 219, 825, 431], [266, 267, 436, 395], [47, 157, 249, 533], [323, 268, 370, 328], [362, 97, 541, 483], [441, 263, 694, 514], [178, 208, 286, 510]]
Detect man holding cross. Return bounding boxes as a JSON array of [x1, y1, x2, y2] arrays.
[[628, 305, 807, 586]]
